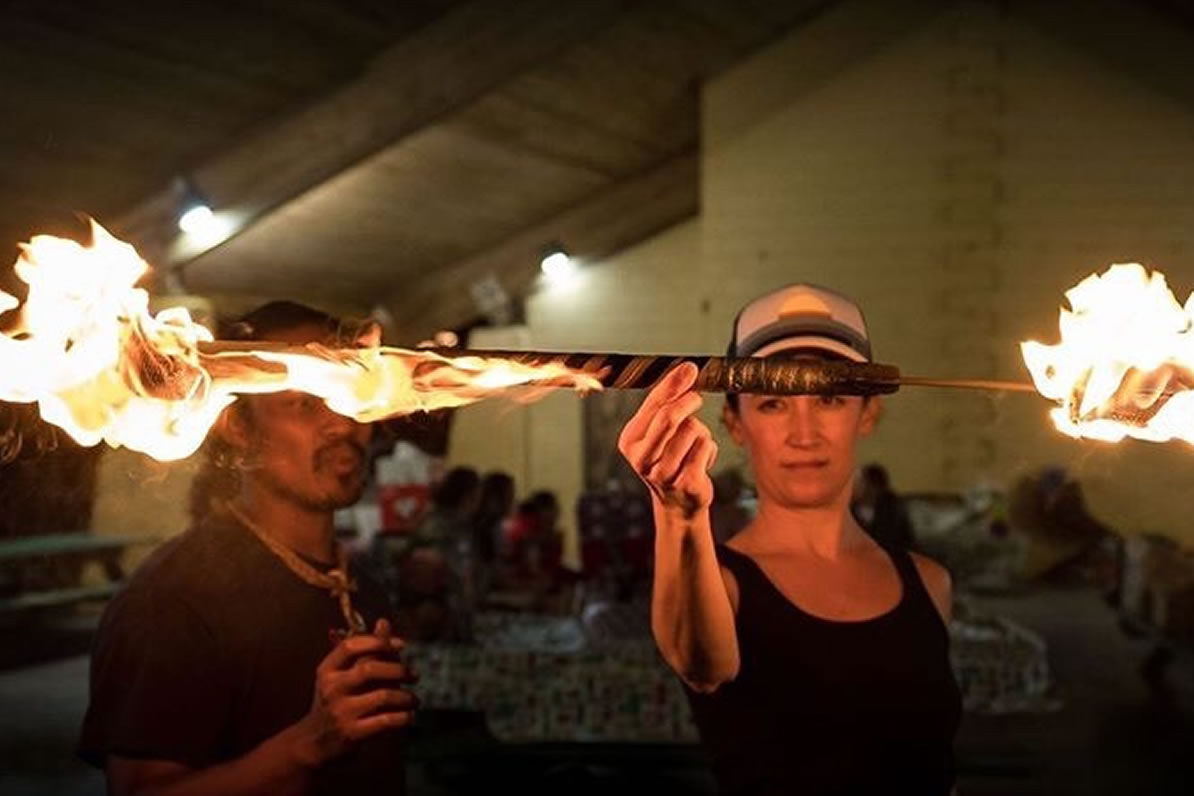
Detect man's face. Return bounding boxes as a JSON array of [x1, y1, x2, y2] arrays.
[[725, 388, 880, 511], [236, 323, 373, 512]]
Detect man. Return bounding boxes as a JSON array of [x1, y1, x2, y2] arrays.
[[79, 301, 416, 795]]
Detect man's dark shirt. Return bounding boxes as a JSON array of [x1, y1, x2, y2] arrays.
[[79, 512, 406, 794]]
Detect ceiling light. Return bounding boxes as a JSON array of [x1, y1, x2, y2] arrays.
[[540, 244, 577, 284], [178, 204, 214, 235]]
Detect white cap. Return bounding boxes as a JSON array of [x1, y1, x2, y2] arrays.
[[729, 283, 871, 362]]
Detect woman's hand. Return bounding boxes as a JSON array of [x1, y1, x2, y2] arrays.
[[618, 362, 719, 518]]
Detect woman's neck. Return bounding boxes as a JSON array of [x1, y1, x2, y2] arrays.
[[735, 490, 868, 561]]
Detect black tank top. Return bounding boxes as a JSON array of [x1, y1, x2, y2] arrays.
[[686, 544, 961, 796]]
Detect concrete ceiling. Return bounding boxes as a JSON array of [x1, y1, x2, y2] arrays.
[[0, 0, 829, 339], [1, 0, 1189, 341]]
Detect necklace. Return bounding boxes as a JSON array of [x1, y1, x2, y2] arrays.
[[225, 502, 367, 635]]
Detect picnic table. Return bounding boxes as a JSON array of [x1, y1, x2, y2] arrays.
[[0, 532, 159, 620]]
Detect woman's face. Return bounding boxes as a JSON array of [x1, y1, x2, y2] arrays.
[[725, 392, 880, 510]]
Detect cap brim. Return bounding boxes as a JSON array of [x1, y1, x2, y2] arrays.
[[752, 336, 869, 362]]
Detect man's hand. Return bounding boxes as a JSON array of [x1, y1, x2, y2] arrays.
[[618, 362, 718, 518], [289, 619, 417, 768], [105, 619, 417, 796]]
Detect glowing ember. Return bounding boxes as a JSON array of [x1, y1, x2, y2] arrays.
[[0, 221, 602, 461], [1021, 263, 1194, 443]]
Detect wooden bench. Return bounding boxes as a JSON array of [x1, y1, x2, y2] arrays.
[[0, 583, 123, 616], [0, 532, 159, 621]]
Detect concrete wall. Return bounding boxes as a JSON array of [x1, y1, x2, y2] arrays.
[[448, 220, 704, 565], [93, 1, 1193, 555], [451, 0, 1194, 545], [701, 0, 1194, 540]]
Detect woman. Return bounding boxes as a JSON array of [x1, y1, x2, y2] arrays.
[[618, 283, 960, 795]]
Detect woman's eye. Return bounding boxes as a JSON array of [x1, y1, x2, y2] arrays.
[[818, 394, 846, 407]]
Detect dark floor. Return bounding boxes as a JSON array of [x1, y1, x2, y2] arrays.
[[954, 589, 1194, 795], [1, 587, 1191, 795]]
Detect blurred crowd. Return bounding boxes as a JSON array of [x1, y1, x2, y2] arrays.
[[361, 466, 575, 642]]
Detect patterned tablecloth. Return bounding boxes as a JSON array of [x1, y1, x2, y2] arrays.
[[406, 610, 1056, 744]]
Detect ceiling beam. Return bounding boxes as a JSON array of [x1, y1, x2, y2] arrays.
[[703, 0, 954, 151], [113, 0, 633, 278], [1009, 0, 1194, 110], [386, 151, 698, 342]]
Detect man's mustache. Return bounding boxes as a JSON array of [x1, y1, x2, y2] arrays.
[[315, 440, 367, 462]]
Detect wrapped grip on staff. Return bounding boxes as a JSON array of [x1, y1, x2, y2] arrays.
[[421, 350, 902, 397]]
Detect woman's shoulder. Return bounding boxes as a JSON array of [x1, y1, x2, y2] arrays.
[[907, 551, 952, 623]]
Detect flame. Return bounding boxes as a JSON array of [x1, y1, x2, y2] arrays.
[[0, 221, 602, 461], [1021, 263, 1194, 443]]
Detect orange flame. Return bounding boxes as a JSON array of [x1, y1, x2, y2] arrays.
[[1021, 263, 1194, 443], [0, 221, 602, 461]]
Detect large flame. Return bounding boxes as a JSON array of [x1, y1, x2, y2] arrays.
[[1021, 263, 1194, 443], [0, 221, 602, 461]]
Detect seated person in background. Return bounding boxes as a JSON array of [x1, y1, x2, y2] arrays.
[[852, 463, 916, 551], [393, 466, 480, 641], [497, 491, 573, 613], [470, 470, 516, 604], [1007, 465, 1114, 582]]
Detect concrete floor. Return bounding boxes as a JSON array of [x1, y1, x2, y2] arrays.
[[1, 586, 1191, 795], [956, 588, 1194, 795]]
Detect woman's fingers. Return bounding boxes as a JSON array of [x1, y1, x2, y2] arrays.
[[647, 417, 709, 487], [682, 434, 719, 491], [618, 363, 699, 449], [673, 433, 719, 515], [633, 391, 703, 467], [617, 361, 717, 509], [698, 435, 719, 474]]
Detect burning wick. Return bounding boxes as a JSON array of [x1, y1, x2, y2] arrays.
[[1021, 263, 1194, 443], [0, 221, 605, 461]]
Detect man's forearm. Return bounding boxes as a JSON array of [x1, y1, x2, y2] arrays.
[[114, 724, 315, 796], [650, 506, 739, 691]]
